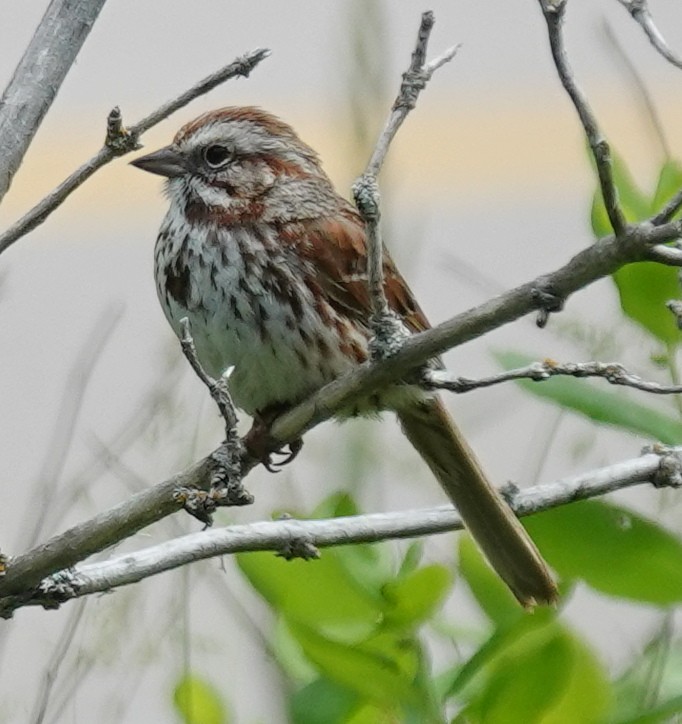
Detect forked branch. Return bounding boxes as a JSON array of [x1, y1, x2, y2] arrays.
[[0, 48, 271, 256], [2, 446, 680, 616]]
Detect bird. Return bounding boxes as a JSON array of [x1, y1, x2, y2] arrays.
[[131, 106, 557, 607]]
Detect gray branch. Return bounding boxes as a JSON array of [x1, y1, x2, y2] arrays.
[[426, 360, 682, 395], [0, 0, 107, 204], [4, 446, 680, 615], [0, 457, 212, 599], [179, 318, 238, 432], [647, 244, 682, 266], [539, 0, 626, 236], [352, 11, 459, 349], [617, 0, 682, 71], [0, 48, 271, 257], [652, 189, 682, 226]]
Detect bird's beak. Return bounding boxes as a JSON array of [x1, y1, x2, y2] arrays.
[[130, 146, 187, 178]]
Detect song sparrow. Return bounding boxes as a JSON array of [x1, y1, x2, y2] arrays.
[[131, 107, 557, 606]]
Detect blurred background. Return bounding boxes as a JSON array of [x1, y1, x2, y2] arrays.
[[1, 1, 682, 722]]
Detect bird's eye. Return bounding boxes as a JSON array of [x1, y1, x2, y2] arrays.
[[203, 144, 232, 168]]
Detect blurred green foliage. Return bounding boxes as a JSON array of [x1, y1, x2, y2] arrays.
[[591, 157, 682, 349], [173, 488, 682, 723]]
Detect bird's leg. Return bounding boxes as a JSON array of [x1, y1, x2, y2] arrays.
[[244, 405, 303, 472]]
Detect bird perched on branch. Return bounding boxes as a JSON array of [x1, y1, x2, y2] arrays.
[[132, 106, 557, 607]]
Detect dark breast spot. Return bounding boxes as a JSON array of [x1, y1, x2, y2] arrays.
[[164, 262, 191, 307], [229, 295, 242, 321], [256, 302, 269, 338]]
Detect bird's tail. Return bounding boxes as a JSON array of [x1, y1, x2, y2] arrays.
[[397, 396, 557, 607]]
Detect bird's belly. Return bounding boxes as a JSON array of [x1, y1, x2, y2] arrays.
[[155, 229, 368, 415]]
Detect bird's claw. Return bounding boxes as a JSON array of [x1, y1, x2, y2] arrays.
[[260, 439, 303, 472], [244, 413, 303, 472]]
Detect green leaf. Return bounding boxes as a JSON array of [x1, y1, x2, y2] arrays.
[[287, 621, 418, 707], [381, 565, 453, 630], [475, 629, 573, 722], [345, 702, 402, 724], [461, 621, 611, 723], [444, 610, 555, 700], [525, 500, 682, 604], [311, 492, 393, 598], [236, 549, 382, 640], [617, 695, 682, 724], [612, 262, 681, 346], [457, 536, 520, 627], [397, 541, 424, 578], [173, 675, 228, 724], [540, 630, 612, 724], [590, 151, 651, 237], [290, 678, 357, 724], [590, 153, 682, 346], [311, 491, 361, 519], [652, 159, 682, 214], [494, 351, 682, 444]]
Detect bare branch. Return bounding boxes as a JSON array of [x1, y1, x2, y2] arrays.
[[617, 0, 682, 71], [652, 187, 682, 226], [0, 48, 271, 257], [6, 446, 680, 614], [0, 457, 213, 599], [539, 0, 626, 236], [363, 13, 459, 178], [647, 244, 682, 266], [352, 12, 459, 344], [127, 49, 270, 137], [0, 0, 108, 204], [177, 319, 249, 521], [427, 360, 682, 396], [179, 318, 238, 432]]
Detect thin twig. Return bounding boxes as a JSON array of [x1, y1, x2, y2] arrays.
[[177, 319, 248, 517], [352, 11, 459, 334], [179, 318, 238, 432], [7, 446, 681, 613], [0, 0, 108, 204], [539, 0, 626, 236], [617, 0, 682, 71], [647, 244, 682, 266], [363, 15, 459, 177], [0, 48, 271, 257], [29, 599, 87, 724], [652, 188, 682, 226], [426, 360, 682, 396]]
